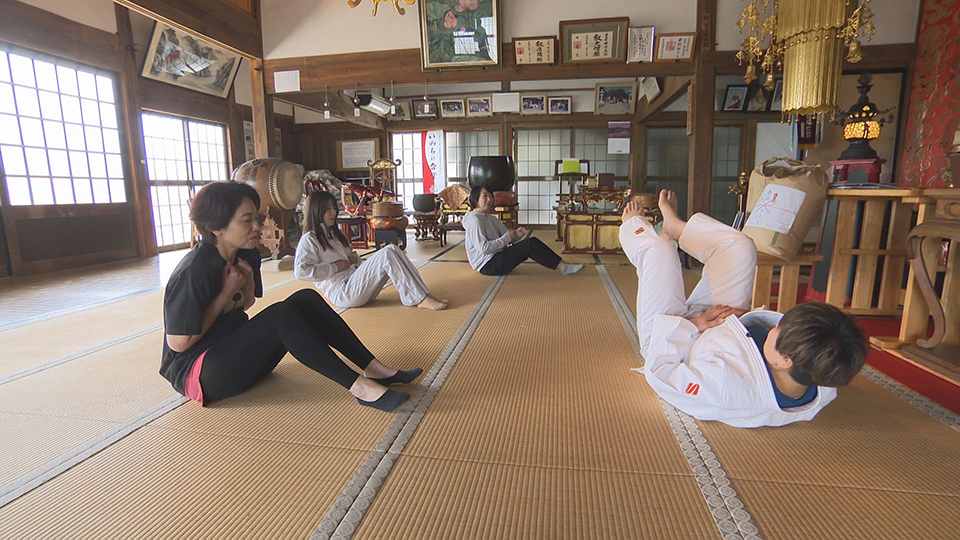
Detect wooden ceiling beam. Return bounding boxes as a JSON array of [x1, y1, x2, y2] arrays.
[[275, 93, 385, 131], [635, 76, 692, 124], [705, 43, 917, 75], [113, 0, 262, 58], [264, 48, 695, 93]]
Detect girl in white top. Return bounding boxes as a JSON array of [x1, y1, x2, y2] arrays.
[[294, 191, 448, 310], [462, 186, 583, 276]]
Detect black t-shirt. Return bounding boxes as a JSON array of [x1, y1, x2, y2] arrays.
[[160, 242, 263, 394]]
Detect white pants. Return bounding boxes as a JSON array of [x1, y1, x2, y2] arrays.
[[630, 213, 757, 352], [329, 244, 430, 308]]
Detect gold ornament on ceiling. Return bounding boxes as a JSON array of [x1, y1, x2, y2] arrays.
[[736, 0, 876, 118], [347, 0, 416, 16]]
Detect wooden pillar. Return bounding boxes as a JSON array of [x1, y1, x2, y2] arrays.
[[688, 0, 717, 216], [631, 122, 647, 193], [115, 5, 157, 257], [249, 58, 276, 158]]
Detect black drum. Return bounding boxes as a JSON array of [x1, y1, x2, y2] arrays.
[[413, 193, 438, 212], [467, 156, 515, 193]]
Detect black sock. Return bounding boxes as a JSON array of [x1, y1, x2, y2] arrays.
[[371, 367, 423, 386], [356, 389, 410, 412]]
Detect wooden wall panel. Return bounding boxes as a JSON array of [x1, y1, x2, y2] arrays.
[[15, 214, 134, 263], [0, 0, 122, 70], [294, 124, 388, 175]]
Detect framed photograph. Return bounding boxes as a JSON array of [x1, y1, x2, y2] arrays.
[[559, 17, 630, 65], [654, 32, 697, 62], [466, 96, 493, 117], [418, 0, 501, 70], [521, 95, 547, 115], [440, 98, 466, 118], [746, 86, 771, 112], [513, 36, 557, 65], [141, 21, 242, 99], [548, 96, 572, 115], [336, 138, 380, 171], [412, 98, 439, 119], [595, 82, 637, 115], [722, 85, 749, 112], [388, 100, 412, 121], [627, 26, 655, 63], [770, 79, 783, 112]]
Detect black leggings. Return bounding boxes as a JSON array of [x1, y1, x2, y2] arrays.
[[199, 289, 374, 402], [479, 238, 561, 276]]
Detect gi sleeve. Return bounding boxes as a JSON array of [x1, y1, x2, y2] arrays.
[[294, 233, 339, 282]]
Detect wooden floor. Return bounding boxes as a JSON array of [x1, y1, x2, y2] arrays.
[[2, 230, 959, 539]]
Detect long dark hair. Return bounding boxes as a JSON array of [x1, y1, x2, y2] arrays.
[[304, 191, 349, 251], [190, 181, 260, 245], [468, 185, 493, 209]]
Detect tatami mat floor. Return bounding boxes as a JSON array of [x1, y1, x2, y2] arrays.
[[2, 230, 959, 538]]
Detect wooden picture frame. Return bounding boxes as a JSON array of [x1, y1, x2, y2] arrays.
[[548, 96, 572, 115], [388, 100, 412, 121], [654, 32, 697, 62], [745, 86, 771, 112], [595, 82, 637, 115], [418, 0, 501, 70], [513, 35, 557, 65], [141, 21, 242, 99], [336, 138, 380, 172], [466, 96, 493, 117], [440, 98, 466, 118], [521, 94, 547, 115], [412, 98, 439, 119], [559, 17, 630, 65], [722, 85, 749, 112], [770, 79, 783, 112]]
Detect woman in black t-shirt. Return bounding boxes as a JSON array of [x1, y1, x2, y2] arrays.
[[161, 181, 419, 412]]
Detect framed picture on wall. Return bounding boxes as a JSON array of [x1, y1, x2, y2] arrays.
[[745, 86, 771, 112], [412, 98, 439, 119], [521, 95, 547, 115], [440, 98, 466, 118], [627, 26, 655, 63], [513, 36, 557, 65], [595, 82, 637, 115], [559, 17, 630, 65], [418, 0, 502, 70], [388, 100, 412, 121], [548, 96, 572, 115], [770, 80, 783, 112], [722, 85, 749, 112], [654, 32, 697, 62], [336, 138, 380, 171], [140, 21, 242, 99], [466, 96, 493, 117]]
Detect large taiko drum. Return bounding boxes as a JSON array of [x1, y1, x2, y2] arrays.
[[230, 158, 303, 212]]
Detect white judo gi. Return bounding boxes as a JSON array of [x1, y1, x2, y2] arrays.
[[620, 213, 836, 428], [294, 228, 430, 308]]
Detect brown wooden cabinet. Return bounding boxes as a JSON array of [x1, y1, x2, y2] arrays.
[[561, 212, 623, 255]]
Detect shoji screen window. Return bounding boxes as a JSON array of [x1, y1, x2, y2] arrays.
[[445, 130, 499, 181], [141, 112, 228, 249], [516, 128, 569, 225], [573, 127, 630, 183], [710, 126, 742, 226], [0, 48, 126, 206], [391, 132, 424, 213], [645, 127, 690, 218]]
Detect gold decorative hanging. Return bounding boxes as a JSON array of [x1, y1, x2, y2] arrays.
[[736, 0, 876, 118], [346, 0, 415, 16]]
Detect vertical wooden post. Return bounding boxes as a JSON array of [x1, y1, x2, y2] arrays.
[[115, 5, 157, 257], [688, 0, 717, 216], [631, 122, 646, 193], [942, 242, 960, 344], [249, 58, 276, 158], [899, 201, 939, 343]]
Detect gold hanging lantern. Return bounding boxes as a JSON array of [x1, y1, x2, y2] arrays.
[[736, 0, 876, 119], [346, 0, 415, 16]]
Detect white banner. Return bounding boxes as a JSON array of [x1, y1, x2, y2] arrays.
[[423, 130, 446, 193]]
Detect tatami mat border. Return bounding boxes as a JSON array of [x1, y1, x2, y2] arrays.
[[313, 275, 507, 540], [597, 265, 761, 540], [0, 242, 465, 510], [0, 394, 187, 507]]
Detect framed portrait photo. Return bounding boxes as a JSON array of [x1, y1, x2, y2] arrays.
[[770, 79, 783, 112], [141, 21, 242, 99], [466, 96, 493, 117], [559, 17, 630, 65], [595, 82, 637, 115], [521, 95, 547, 115], [722, 85, 749, 112], [745, 86, 771, 112], [440, 98, 466, 118], [418, 0, 501, 70], [412, 98, 439, 119], [654, 32, 697, 62], [548, 96, 572, 115], [388, 100, 412, 121]]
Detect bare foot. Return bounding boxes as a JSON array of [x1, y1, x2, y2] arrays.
[[658, 189, 686, 240], [417, 295, 448, 311]]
